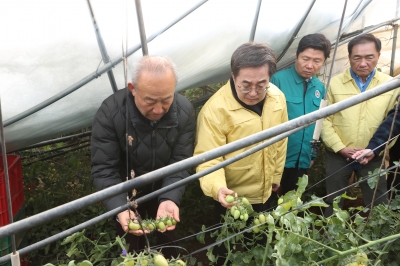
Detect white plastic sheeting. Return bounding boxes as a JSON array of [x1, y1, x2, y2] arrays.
[[1, 0, 400, 151]]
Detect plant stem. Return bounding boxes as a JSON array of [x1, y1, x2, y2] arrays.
[[316, 232, 400, 264], [282, 229, 342, 255]]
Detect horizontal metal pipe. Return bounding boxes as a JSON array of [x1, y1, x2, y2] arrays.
[[12, 131, 91, 152], [0, 75, 398, 240], [23, 143, 90, 166], [4, 0, 208, 127], [21, 139, 90, 159], [0, 124, 307, 263]]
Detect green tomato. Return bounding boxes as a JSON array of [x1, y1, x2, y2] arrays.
[[123, 258, 135, 266], [175, 259, 186, 266], [277, 198, 283, 205], [244, 213, 249, 221], [254, 218, 260, 225], [241, 197, 250, 206], [355, 252, 368, 263], [345, 263, 358, 266], [157, 221, 166, 230], [166, 220, 173, 227], [252, 227, 260, 233], [233, 210, 240, 219], [259, 214, 266, 224], [128, 221, 141, 231], [172, 219, 177, 225], [141, 259, 148, 265], [147, 222, 155, 231], [240, 215, 244, 220], [230, 206, 237, 216], [153, 254, 168, 266], [225, 195, 235, 203]]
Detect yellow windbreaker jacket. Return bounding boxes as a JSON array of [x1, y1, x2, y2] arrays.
[[321, 68, 399, 153], [194, 81, 288, 204]]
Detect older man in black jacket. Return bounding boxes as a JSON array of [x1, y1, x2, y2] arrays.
[[91, 56, 195, 255]]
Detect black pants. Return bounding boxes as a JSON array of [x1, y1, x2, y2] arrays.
[[280, 168, 308, 196], [388, 140, 400, 198], [115, 198, 179, 258]]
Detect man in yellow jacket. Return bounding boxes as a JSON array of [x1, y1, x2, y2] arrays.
[[321, 33, 400, 217], [194, 43, 288, 215]]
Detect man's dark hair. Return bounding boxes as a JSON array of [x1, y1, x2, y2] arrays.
[[231, 42, 277, 78], [296, 33, 331, 60], [348, 33, 381, 54]]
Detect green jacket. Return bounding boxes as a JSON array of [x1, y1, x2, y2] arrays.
[[271, 65, 325, 169]]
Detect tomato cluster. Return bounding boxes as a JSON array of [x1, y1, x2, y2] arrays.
[[122, 253, 186, 266], [225, 195, 253, 221], [128, 216, 177, 232]]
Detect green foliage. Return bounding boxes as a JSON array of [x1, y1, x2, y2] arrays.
[[22, 147, 118, 265], [200, 175, 400, 265]]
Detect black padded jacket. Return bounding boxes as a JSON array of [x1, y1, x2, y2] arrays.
[[91, 89, 196, 211]]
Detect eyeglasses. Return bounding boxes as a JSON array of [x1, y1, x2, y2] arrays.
[[237, 84, 270, 94]]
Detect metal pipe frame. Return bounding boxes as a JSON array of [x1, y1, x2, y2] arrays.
[[23, 143, 90, 167], [4, 0, 208, 128], [390, 24, 398, 77], [0, 75, 399, 242], [249, 0, 262, 42], [276, 0, 316, 62], [12, 131, 91, 152], [0, 124, 308, 263], [135, 0, 149, 56], [0, 98, 17, 255], [86, 0, 119, 93], [323, 0, 348, 100], [21, 139, 90, 159]]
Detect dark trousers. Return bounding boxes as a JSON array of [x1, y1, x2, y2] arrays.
[[280, 167, 308, 196], [388, 140, 400, 198], [115, 198, 179, 258], [324, 150, 387, 217]]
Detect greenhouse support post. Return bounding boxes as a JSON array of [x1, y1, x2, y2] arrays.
[[249, 0, 262, 42], [0, 98, 17, 256], [276, 0, 316, 62], [0, 75, 399, 241], [86, 0, 118, 93], [390, 23, 398, 77], [135, 0, 149, 56]]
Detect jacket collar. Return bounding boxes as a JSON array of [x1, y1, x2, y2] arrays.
[[127, 89, 178, 129], [343, 68, 378, 84], [290, 65, 316, 87]]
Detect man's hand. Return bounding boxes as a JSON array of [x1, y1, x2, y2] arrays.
[[272, 183, 280, 192], [309, 160, 314, 168], [117, 210, 150, 236], [156, 200, 180, 232], [337, 147, 361, 159], [351, 149, 375, 165], [217, 187, 236, 209]]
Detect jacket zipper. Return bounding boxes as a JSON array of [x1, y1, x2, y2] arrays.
[[151, 130, 156, 170], [296, 85, 307, 169]]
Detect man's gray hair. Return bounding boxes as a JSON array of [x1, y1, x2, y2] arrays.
[[131, 55, 178, 86], [231, 42, 277, 78]]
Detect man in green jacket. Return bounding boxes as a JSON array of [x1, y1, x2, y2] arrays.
[[271, 33, 331, 196], [321, 33, 400, 216]]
